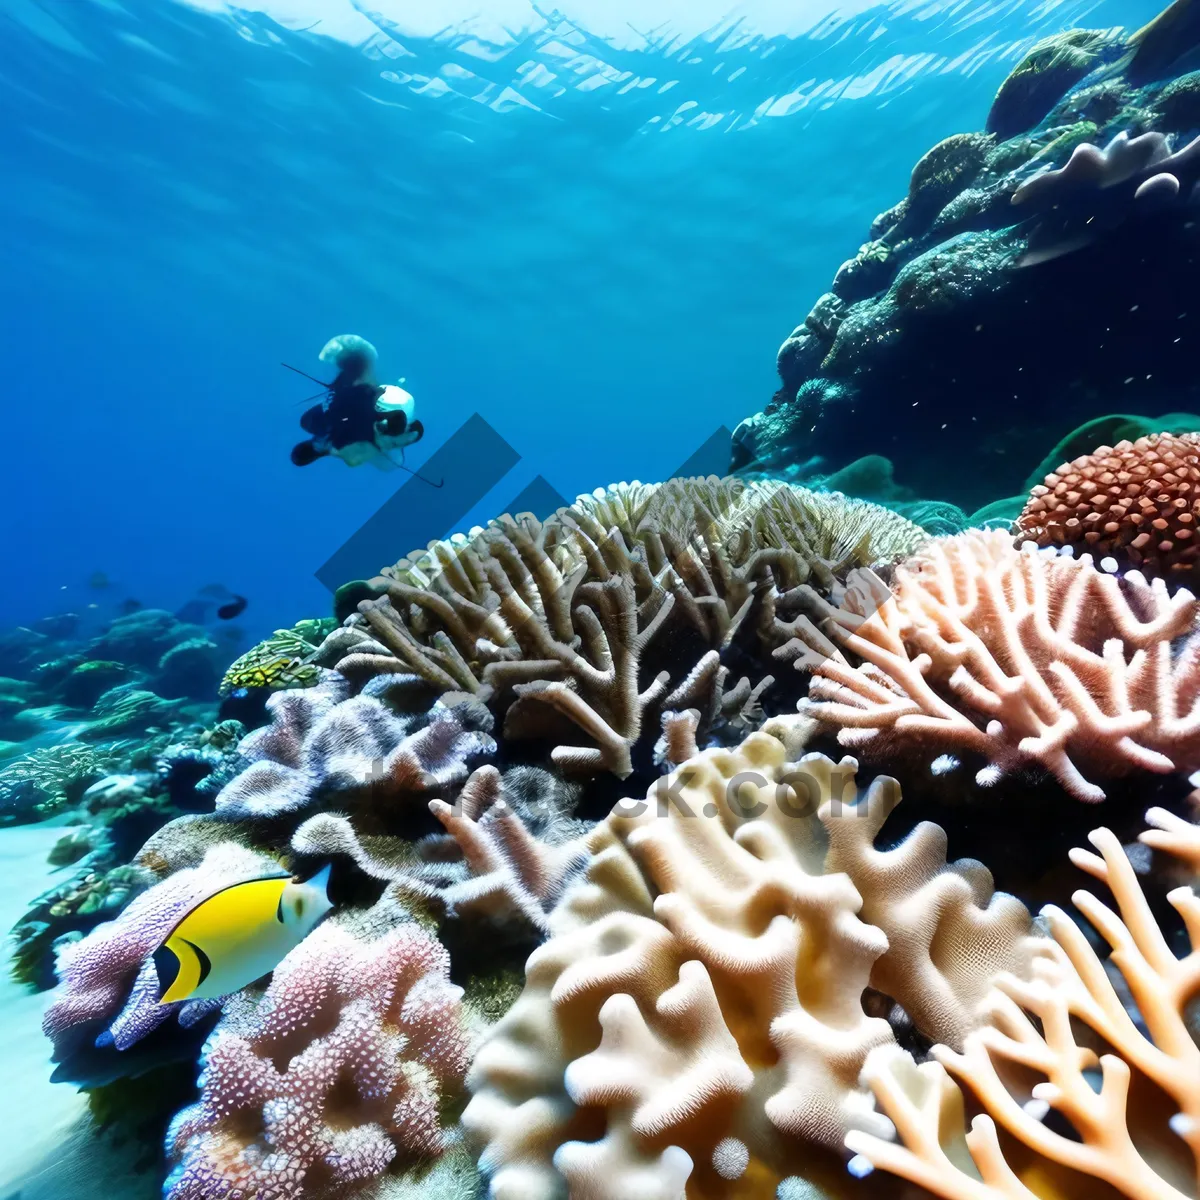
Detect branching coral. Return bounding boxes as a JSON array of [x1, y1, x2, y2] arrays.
[[792, 529, 1200, 802], [165, 913, 470, 1200], [332, 477, 925, 782], [463, 724, 1034, 1199], [1018, 433, 1200, 577], [846, 811, 1200, 1199], [292, 764, 591, 938]]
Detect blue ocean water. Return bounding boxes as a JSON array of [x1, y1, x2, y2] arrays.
[[1, 0, 1162, 640]]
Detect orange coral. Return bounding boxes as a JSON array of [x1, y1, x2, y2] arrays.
[[1018, 433, 1200, 576]]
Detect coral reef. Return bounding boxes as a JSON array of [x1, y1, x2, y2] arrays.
[[211, 675, 495, 831], [464, 724, 1034, 1199], [292, 762, 591, 942], [847, 809, 1200, 1199], [329, 477, 924, 786], [790, 529, 1200, 803], [219, 619, 334, 696], [43, 842, 281, 1074], [731, 11, 1200, 509], [1018, 432, 1200, 577], [164, 910, 469, 1200]]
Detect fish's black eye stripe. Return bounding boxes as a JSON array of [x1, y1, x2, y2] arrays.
[[182, 938, 212, 987]]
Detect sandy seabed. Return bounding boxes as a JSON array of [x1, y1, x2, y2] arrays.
[[0, 822, 159, 1200]]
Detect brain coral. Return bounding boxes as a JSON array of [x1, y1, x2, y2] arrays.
[[463, 721, 1034, 1200], [848, 806, 1200, 1199], [1018, 432, 1200, 577], [791, 528, 1200, 802], [165, 912, 469, 1200], [330, 476, 926, 782]]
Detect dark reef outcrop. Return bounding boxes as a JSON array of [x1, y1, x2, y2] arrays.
[[732, 26, 1200, 509]]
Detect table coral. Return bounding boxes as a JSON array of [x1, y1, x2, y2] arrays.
[[1018, 432, 1200, 577], [792, 528, 1200, 802], [333, 476, 924, 783], [165, 913, 469, 1200], [463, 723, 1033, 1200], [846, 810, 1200, 1199]]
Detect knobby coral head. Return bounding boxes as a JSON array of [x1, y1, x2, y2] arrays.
[[165, 915, 469, 1200], [1018, 431, 1200, 577]]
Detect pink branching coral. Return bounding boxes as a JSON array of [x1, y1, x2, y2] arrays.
[[44, 842, 279, 1056], [165, 916, 469, 1200], [790, 528, 1200, 802], [846, 809, 1200, 1199], [292, 765, 590, 936]]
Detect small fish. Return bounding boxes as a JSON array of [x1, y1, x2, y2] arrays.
[[89, 571, 110, 591], [154, 866, 333, 1003], [217, 594, 248, 620], [120, 598, 144, 615]]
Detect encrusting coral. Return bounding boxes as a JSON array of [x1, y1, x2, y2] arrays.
[[789, 528, 1200, 803], [846, 807, 1200, 1199], [1018, 432, 1200, 577], [165, 910, 469, 1200], [464, 721, 1034, 1200], [329, 476, 925, 783]]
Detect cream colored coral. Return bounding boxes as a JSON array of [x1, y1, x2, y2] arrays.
[[464, 723, 1033, 1199], [847, 814, 1200, 1200], [332, 478, 925, 780], [792, 528, 1200, 802]]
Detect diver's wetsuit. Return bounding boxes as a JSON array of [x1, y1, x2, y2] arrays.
[[290, 368, 417, 466]]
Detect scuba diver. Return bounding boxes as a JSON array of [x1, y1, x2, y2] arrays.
[[289, 334, 426, 471]]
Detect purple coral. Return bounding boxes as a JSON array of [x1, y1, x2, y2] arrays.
[[44, 843, 276, 1056], [215, 677, 495, 822], [165, 918, 468, 1200]]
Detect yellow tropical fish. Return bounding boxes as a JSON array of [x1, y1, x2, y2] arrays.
[[154, 865, 333, 1004]]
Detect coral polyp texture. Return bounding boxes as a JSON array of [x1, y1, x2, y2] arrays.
[[791, 528, 1200, 802], [165, 913, 469, 1200], [211, 674, 495, 829], [846, 808, 1200, 1199], [43, 842, 281, 1059], [328, 476, 925, 782], [1018, 432, 1200, 576], [463, 723, 1034, 1199]]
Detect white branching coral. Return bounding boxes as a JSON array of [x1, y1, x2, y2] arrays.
[[463, 723, 1034, 1200], [846, 812, 1200, 1200], [789, 529, 1200, 802], [332, 477, 926, 780]]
